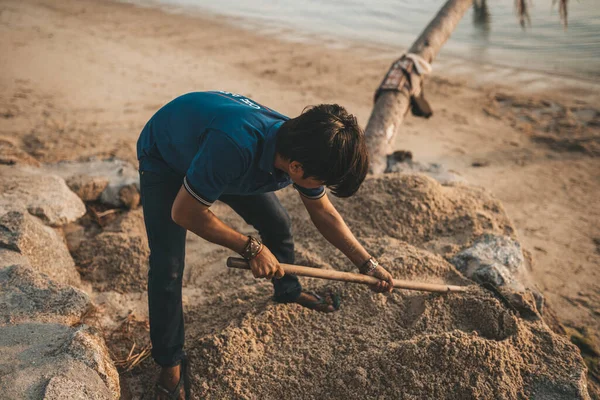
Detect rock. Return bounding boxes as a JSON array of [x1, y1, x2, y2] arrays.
[[0, 137, 40, 167], [0, 264, 90, 325], [73, 209, 149, 293], [0, 211, 83, 287], [66, 175, 109, 202], [43, 158, 140, 208], [0, 248, 29, 269], [451, 234, 527, 290], [386, 158, 465, 185], [0, 323, 119, 399], [0, 166, 86, 226], [43, 374, 111, 400], [62, 324, 121, 398]]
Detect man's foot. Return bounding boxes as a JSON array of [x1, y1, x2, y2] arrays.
[[293, 291, 340, 313], [154, 364, 185, 400]]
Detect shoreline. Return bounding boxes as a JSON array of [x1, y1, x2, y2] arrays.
[[118, 0, 600, 84]]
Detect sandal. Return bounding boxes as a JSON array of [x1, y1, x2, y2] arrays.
[[295, 291, 341, 313], [154, 354, 190, 400]]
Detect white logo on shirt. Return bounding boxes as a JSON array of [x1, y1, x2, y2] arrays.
[[217, 91, 261, 110]]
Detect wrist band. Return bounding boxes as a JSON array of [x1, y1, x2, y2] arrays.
[[359, 257, 379, 275], [240, 236, 263, 260]]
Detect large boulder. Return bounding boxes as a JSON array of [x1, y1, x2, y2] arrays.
[[0, 264, 90, 326], [0, 323, 119, 399], [73, 209, 149, 293], [43, 158, 140, 208], [0, 166, 86, 226], [0, 211, 83, 287]]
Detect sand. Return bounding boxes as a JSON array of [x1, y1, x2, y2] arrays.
[[183, 176, 588, 399], [1, 0, 599, 398]]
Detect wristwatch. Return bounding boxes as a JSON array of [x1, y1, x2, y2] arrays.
[[240, 235, 263, 260], [359, 257, 379, 275]]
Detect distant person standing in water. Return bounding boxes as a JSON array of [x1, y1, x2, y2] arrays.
[[137, 91, 394, 399]]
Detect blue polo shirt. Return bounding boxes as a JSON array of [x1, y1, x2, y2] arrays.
[[137, 91, 325, 206]]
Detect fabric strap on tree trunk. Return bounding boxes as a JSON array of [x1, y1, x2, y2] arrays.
[[374, 53, 433, 119]]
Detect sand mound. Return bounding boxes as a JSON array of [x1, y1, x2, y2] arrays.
[[73, 209, 149, 293], [172, 174, 590, 399], [186, 255, 585, 399], [71, 173, 589, 398], [282, 174, 516, 273]]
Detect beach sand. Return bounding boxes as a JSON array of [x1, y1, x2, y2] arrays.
[[1, 0, 599, 397]]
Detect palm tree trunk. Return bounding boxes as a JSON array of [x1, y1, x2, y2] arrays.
[[365, 0, 474, 174]]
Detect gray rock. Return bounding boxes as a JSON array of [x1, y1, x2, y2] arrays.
[[0, 264, 90, 326], [0, 166, 86, 226], [43, 158, 140, 208], [0, 211, 83, 287], [386, 159, 465, 185], [0, 323, 119, 399], [61, 323, 121, 399], [451, 234, 527, 291], [43, 374, 111, 400]]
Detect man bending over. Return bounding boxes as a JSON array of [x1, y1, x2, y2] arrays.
[[137, 91, 394, 399]]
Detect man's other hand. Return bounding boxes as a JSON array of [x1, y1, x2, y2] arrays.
[[367, 265, 394, 293], [249, 246, 285, 280]]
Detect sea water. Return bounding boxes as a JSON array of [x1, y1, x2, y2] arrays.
[[125, 0, 600, 80]]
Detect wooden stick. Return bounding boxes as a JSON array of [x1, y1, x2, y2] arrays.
[[226, 257, 468, 293], [365, 0, 474, 174]]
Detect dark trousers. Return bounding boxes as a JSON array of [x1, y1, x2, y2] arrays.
[[139, 168, 302, 367]]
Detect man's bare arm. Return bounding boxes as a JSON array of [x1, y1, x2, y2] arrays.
[[171, 186, 284, 279], [171, 186, 248, 253], [299, 193, 370, 267], [300, 192, 393, 292]]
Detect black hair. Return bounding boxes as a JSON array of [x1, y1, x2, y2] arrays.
[[276, 104, 369, 197]]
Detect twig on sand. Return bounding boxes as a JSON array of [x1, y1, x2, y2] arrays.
[[108, 311, 153, 372], [114, 343, 152, 371]]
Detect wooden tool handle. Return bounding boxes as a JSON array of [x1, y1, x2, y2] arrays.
[[226, 257, 467, 293]]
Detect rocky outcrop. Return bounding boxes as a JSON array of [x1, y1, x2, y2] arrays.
[[0, 264, 90, 325], [0, 166, 86, 226], [0, 163, 120, 399], [0, 211, 83, 287], [0, 323, 119, 400]]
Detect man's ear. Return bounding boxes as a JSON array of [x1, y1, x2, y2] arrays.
[[289, 161, 304, 177]]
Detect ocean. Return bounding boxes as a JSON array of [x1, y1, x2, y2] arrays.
[[124, 0, 600, 79]]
